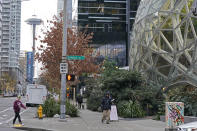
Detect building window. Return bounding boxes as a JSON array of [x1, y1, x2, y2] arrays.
[[93, 23, 96, 32], [108, 24, 112, 32], [97, 3, 104, 13]]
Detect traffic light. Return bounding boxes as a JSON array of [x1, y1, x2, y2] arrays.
[[66, 74, 75, 81]]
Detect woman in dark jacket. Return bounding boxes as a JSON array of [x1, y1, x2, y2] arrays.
[[13, 96, 26, 125]]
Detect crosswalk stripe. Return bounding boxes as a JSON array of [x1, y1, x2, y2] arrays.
[[4, 108, 30, 124], [0, 107, 12, 114]]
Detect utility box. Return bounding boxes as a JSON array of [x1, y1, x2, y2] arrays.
[[165, 102, 184, 130]]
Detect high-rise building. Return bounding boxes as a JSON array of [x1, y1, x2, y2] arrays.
[[0, 0, 3, 74], [57, 0, 78, 26], [129, 0, 140, 30], [127, 0, 140, 64], [78, 0, 141, 66], [1, 0, 22, 77], [0, 0, 2, 38], [57, 0, 140, 66]]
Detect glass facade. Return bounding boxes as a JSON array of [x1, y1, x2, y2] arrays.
[[57, 0, 140, 66], [129, 0, 140, 30], [78, 0, 139, 66]]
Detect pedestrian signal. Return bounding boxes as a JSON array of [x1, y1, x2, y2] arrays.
[[66, 74, 75, 81]]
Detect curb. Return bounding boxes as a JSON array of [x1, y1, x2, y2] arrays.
[[13, 127, 53, 131]]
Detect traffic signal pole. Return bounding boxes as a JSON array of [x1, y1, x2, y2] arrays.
[[60, 0, 68, 119]]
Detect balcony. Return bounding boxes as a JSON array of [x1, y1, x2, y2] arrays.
[[1, 68, 9, 72], [1, 59, 9, 63], [1, 49, 9, 53], [3, 27, 9, 30], [1, 46, 9, 49], [2, 36, 9, 39]]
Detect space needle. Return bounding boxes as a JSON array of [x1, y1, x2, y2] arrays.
[[25, 15, 42, 81]]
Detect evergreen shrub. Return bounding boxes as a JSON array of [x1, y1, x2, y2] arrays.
[[43, 98, 78, 117], [117, 100, 145, 118]]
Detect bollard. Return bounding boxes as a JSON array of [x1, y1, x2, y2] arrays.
[[37, 105, 43, 119]]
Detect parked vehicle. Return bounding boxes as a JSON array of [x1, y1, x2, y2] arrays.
[[26, 84, 47, 107], [177, 121, 197, 131], [3, 91, 16, 97]]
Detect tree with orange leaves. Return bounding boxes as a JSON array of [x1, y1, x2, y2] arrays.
[[35, 15, 100, 90]]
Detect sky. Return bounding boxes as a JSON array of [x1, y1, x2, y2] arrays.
[[21, 0, 57, 51], [20, 0, 58, 77]]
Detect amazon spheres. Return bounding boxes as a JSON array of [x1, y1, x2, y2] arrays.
[[129, 0, 197, 90]]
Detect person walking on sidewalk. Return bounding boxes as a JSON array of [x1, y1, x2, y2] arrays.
[[101, 91, 112, 124], [13, 96, 26, 125], [76, 94, 83, 109]]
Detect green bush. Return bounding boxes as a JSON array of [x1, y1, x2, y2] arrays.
[[87, 96, 102, 111], [85, 60, 161, 117], [66, 100, 78, 117], [87, 90, 103, 111], [43, 98, 59, 117], [117, 100, 145, 118], [43, 98, 78, 117], [154, 102, 165, 120]]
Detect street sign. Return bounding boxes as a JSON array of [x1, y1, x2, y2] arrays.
[[67, 56, 85, 60], [60, 63, 68, 74]]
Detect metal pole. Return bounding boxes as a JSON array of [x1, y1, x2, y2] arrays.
[[32, 24, 36, 81], [73, 87, 76, 105], [60, 0, 67, 119], [126, 0, 130, 66]]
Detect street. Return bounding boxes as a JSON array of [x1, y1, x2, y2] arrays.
[[0, 97, 165, 131], [0, 0, 196, 130]]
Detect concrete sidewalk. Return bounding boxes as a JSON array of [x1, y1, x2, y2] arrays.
[[14, 108, 165, 131]]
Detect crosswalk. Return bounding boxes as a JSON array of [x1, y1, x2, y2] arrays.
[[0, 97, 27, 125]]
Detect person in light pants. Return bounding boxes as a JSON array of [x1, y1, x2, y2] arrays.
[[101, 92, 112, 124]]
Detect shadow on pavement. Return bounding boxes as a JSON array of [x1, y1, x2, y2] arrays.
[[13, 127, 53, 131]]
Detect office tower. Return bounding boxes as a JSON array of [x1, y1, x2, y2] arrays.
[[78, 0, 127, 66], [58, 0, 140, 66], [1, 0, 22, 79], [0, 0, 3, 76]]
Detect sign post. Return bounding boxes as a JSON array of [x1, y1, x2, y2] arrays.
[[60, 0, 68, 120]]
